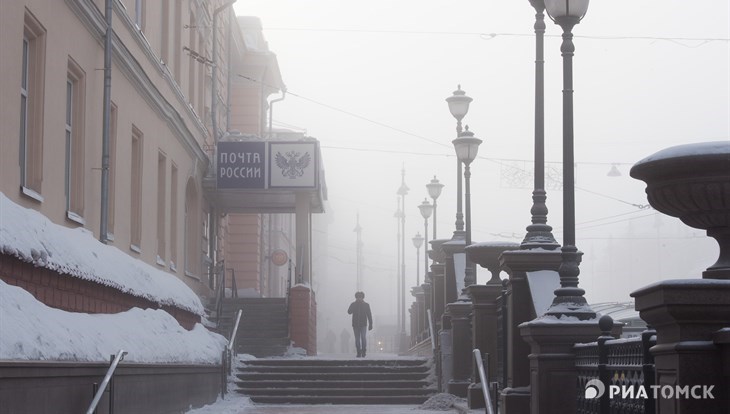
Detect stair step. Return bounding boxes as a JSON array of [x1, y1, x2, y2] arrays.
[[242, 358, 429, 367], [235, 372, 428, 381], [236, 380, 431, 389], [238, 365, 429, 374], [246, 395, 433, 405], [238, 387, 435, 396]]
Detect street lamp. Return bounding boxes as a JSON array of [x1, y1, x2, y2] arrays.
[[412, 233, 424, 286], [543, 0, 595, 319], [396, 167, 409, 346], [452, 127, 482, 287], [446, 86, 472, 234], [522, 0, 560, 250], [418, 198, 434, 287], [426, 176, 444, 239]]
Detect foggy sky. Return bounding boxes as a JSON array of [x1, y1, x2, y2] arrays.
[[233, 0, 729, 340]]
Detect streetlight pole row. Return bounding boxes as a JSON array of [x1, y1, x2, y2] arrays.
[[543, 0, 594, 320]]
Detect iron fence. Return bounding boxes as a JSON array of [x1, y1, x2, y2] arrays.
[[575, 316, 656, 414]]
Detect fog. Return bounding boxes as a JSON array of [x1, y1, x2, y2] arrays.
[[233, 0, 729, 349]]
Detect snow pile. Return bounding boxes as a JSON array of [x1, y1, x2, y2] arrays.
[[0, 279, 226, 363], [0, 192, 203, 315], [419, 393, 462, 411]]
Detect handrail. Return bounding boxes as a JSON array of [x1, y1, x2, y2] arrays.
[[228, 309, 243, 352], [86, 349, 127, 414], [228, 268, 238, 298], [427, 309, 436, 352], [473, 349, 495, 414], [213, 260, 226, 326]]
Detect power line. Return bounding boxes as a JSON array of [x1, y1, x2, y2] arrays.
[[262, 27, 729, 46], [238, 73, 653, 210]]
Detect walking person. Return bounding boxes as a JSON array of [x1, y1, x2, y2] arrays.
[[347, 291, 373, 357]]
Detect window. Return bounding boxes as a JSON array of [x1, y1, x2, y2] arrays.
[[170, 163, 178, 271], [20, 9, 46, 200], [130, 127, 143, 251], [108, 102, 118, 237], [65, 58, 86, 223], [157, 151, 167, 263], [197, 32, 205, 114], [173, 0, 182, 82], [161, 0, 170, 64], [187, 12, 196, 106]]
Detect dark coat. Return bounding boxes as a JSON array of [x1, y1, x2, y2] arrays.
[[347, 301, 373, 328]]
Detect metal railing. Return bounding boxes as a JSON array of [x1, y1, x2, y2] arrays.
[[473, 349, 496, 414], [86, 350, 127, 414], [221, 309, 243, 398], [427, 308, 436, 353], [575, 317, 656, 414]]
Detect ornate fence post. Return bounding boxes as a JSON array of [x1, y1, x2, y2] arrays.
[[642, 325, 657, 414], [596, 316, 613, 414]]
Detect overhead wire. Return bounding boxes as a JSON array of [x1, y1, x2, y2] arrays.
[[262, 27, 729, 47], [238, 73, 653, 210]]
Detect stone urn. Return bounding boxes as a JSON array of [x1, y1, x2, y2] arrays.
[[428, 238, 450, 264], [465, 241, 520, 284], [630, 141, 730, 279]]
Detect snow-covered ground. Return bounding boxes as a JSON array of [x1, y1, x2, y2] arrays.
[[0, 279, 226, 363], [0, 192, 203, 314]]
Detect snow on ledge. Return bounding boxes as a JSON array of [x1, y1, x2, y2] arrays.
[[0, 280, 226, 363], [0, 192, 204, 315]]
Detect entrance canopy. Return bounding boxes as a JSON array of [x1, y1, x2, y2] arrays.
[[203, 137, 327, 214]]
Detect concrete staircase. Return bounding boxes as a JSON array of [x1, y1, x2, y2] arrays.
[[235, 358, 436, 404], [217, 297, 289, 357]]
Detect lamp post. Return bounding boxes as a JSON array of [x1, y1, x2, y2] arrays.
[[426, 176, 444, 239], [522, 0, 560, 250], [446, 86, 472, 234], [394, 205, 404, 334], [397, 167, 410, 346], [543, 0, 595, 319], [418, 199, 434, 286], [452, 127, 482, 288], [354, 213, 363, 291], [412, 233, 424, 286]]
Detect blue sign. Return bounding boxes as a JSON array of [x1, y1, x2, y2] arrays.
[[217, 141, 266, 189]]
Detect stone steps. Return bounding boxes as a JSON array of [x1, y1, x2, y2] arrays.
[[235, 358, 436, 404]]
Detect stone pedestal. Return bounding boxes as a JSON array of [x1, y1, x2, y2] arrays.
[[499, 248, 562, 412], [631, 279, 730, 414], [431, 264, 446, 332], [446, 300, 472, 397], [466, 284, 503, 408], [520, 319, 601, 414], [289, 285, 317, 355]]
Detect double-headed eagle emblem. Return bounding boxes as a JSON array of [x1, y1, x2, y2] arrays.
[[275, 151, 311, 179]]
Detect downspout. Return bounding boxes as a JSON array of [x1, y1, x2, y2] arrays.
[[211, 0, 236, 143], [225, 7, 233, 132], [100, 0, 112, 243], [210, 0, 236, 288], [266, 88, 285, 296], [268, 89, 287, 139]]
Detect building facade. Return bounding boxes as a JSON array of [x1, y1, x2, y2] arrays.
[[0, 0, 287, 311]]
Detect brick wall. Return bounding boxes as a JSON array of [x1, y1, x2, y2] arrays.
[[289, 285, 317, 355], [0, 254, 200, 329]]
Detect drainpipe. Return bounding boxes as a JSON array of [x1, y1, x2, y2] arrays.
[[211, 0, 236, 143], [210, 0, 236, 288], [268, 89, 286, 139], [100, 0, 112, 243], [225, 7, 233, 132]]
